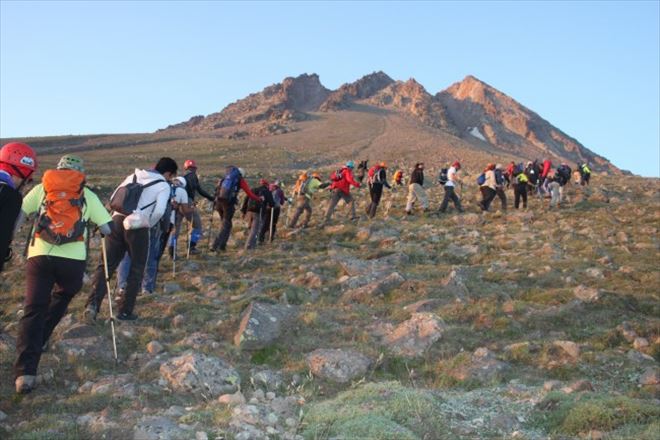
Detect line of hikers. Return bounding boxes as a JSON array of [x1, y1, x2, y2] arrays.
[[0, 141, 593, 394]]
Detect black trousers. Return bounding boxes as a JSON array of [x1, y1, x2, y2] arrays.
[[438, 186, 463, 212], [480, 187, 497, 211], [15, 256, 86, 377], [212, 198, 236, 251], [514, 184, 528, 208], [496, 188, 507, 210], [259, 207, 281, 242], [86, 216, 149, 316], [367, 184, 384, 218]]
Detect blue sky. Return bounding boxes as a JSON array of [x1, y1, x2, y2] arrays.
[[1, 1, 658, 176]]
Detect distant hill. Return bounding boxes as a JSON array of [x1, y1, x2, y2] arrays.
[[161, 72, 621, 174]]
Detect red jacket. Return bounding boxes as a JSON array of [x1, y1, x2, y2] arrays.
[[330, 167, 360, 195], [541, 160, 552, 179], [240, 178, 261, 201]]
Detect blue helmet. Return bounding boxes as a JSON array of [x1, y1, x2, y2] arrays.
[[345, 160, 355, 169]]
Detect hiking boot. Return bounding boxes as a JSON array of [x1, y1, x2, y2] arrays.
[[405, 210, 413, 216], [140, 289, 153, 296], [83, 305, 97, 323], [188, 247, 200, 255], [116, 312, 139, 321], [15, 375, 36, 394]]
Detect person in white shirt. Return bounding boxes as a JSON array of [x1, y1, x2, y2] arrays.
[[85, 157, 177, 321], [438, 161, 464, 213], [168, 176, 193, 258]]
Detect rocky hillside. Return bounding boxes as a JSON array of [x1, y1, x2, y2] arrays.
[[436, 76, 618, 173], [1, 168, 658, 439], [161, 72, 622, 174]]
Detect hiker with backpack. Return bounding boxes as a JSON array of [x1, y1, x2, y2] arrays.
[[167, 176, 194, 258], [241, 179, 275, 250], [260, 180, 286, 243], [494, 164, 508, 210], [115, 176, 192, 295], [405, 162, 429, 215], [182, 160, 215, 255], [288, 171, 322, 229], [85, 158, 177, 322], [366, 162, 392, 218], [540, 159, 553, 195], [547, 172, 562, 209], [393, 169, 404, 186], [0, 142, 38, 274], [322, 161, 361, 225], [13, 155, 112, 394], [478, 163, 498, 211], [438, 161, 464, 213], [525, 160, 541, 196], [512, 163, 529, 209], [211, 166, 262, 252], [578, 162, 591, 186]]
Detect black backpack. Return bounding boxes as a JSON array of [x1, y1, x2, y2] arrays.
[[110, 174, 164, 215], [438, 168, 449, 185], [495, 169, 504, 185]]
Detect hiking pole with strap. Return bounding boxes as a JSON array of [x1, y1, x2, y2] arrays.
[[206, 210, 214, 253], [186, 217, 192, 260], [269, 207, 275, 242], [100, 236, 118, 362]]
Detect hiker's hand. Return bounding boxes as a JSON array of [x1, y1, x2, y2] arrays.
[[259, 196, 265, 202]]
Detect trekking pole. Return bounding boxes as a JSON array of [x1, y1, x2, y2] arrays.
[[100, 236, 119, 362], [172, 235, 177, 276], [186, 217, 192, 260], [269, 208, 275, 242], [206, 210, 214, 253]]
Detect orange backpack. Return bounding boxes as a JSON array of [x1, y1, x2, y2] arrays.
[[35, 169, 87, 245]]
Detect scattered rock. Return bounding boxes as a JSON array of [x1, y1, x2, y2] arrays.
[[78, 374, 136, 398], [159, 351, 240, 397], [617, 322, 637, 342], [382, 313, 445, 357], [250, 368, 284, 391], [177, 332, 219, 350], [639, 367, 659, 386], [0, 410, 7, 421], [403, 298, 443, 313], [163, 282, 181, 295], [453, 348, 511, 383], [627, 349, 655, 363], [562, 379, 594, 393], [543, 380, 562, 391], [573, 285, 601, 302], [306, 348, 371, 383], [446, 243, 479, 258], [552, 340, 580, 359], [584, 268, 605, 279], [291, 271, 323, 288], [147, 341, 164, 355], [134, 415, 190, 440], [633, 337, 649, 350], [219, 391, 247, 406], [340, 271, 405, 303], [234, 302, 298, 349], [172, 314, 185, 328]]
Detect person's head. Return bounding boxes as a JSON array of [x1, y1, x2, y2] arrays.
[[495, 163, 503, 170], [380, 161, 387, 168], [155, 157, 178, 180], [174, 176, 187, 188], [0, 142, 37, 188], [184, 159, 197, 172], [273, 179, 281, 187], [311, 172, 320, 180], [416, 162, 424, 169], [238, 167, 245, 178], [345, 160, 355, 169], [485, 163, 495, 171], [259, 178, 269, 187], [57, 154, 85, 173], [452, 161, 461, 170]]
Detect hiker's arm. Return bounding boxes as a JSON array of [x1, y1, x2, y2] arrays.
[[98, 222, 112, 236], [85, 189, 113, 235], [196, 180, 215, 202], [239, 179, 261, 201], [149, 186, 171, 227], [346, 171, 360, 188]]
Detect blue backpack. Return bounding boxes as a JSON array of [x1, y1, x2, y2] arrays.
[[218, 166, 241, 200], [476, 173, 486, 186]]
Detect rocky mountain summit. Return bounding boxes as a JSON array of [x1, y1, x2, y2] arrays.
[[162, 71, 620, 174]]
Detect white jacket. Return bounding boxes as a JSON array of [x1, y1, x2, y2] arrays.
[[112, 169, 171, 228]]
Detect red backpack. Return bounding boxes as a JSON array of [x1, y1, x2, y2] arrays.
[[35, 169, 87, 245]]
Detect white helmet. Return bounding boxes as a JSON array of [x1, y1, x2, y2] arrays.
[[238, 167, 245, 177], [175, 176, 187, 188]]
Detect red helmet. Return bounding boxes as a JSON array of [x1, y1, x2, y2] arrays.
[[259, 178, 269, 186], [452, 161, 461, 169], [0, 142, 37, 179], [184, 159, 197, 170]]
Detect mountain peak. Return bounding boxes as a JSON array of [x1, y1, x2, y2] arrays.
[[319, 71, 395, 111]]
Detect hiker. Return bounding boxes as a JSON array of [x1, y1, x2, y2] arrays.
[[578, 162, 591, 186], [14, 155, 112, 394], [116, 176, 191, 295], [504, 161, 516, 188], [366, 162, 391, 218], [260, 180, 286, 242], [288, 171, 322, 229], [356, 160, 369, 183], [478, 163, 497, 211], [241, 179, 274, 250], [0, 142, 37, 273], [547, 172, 562, 209], [322, 161, 361, 225], [182, 160, 215, 255], [438, 161, 464, 213], [525, 160, 541, 195], [555, 163, 572, 205], [405, 162, 429, 215], [211, 166, 262, 252], [167, 176, 194, 258], [512, 163, 529, 209], [393, 169, 404, 186], [85, 158, 177, 322], [540, 159, 553, 195], [494, 164, 507, 210]]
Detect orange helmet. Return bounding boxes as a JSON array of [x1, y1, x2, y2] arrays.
[[380, 161, 387, 168], [0, 142, 37, 179]]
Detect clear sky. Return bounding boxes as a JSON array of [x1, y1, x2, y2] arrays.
[[1, 1, 658, 176]]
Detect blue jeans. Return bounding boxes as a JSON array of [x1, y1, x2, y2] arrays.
[[117, 225, 162, 293]]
